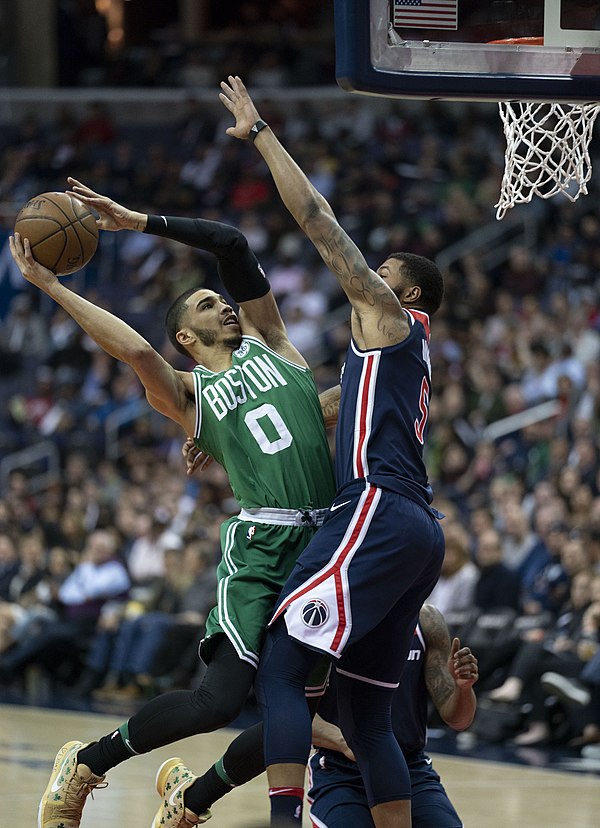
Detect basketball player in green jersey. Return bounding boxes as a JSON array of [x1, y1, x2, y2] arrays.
[[10, 180, 336, 828]]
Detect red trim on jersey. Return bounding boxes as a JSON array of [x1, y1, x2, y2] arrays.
[[355, 353, 376, 478], [407, 308, 430, 341], [271, 485, 378, 652], [333, 569, 346, 651]]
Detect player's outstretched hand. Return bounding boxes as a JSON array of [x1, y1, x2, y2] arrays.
[[182, 437, 214, 476], [65, 178, 146, 232], [9, 232, 57, 289], [449, 638, 479, 689], [219, 76, 262, 140]]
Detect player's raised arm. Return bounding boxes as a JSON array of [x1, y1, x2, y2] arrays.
[[219, 76, 410, 348], [9, 233, 192, 430], [420, 604, 478, 732], [68, 177, 304, 364]]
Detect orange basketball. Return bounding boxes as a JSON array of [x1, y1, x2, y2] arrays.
[[14, 192, 99, 276]]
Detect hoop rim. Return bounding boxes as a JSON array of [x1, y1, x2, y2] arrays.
[[488, 37, 544, 46]]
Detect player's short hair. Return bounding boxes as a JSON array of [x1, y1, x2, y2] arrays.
[[387, 252, 444, 316], [165, 287, 198, 356]]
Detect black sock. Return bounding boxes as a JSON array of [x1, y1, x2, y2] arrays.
[[185, 765, 232, 815], [186, 721, 265, 814], [269, 787, 303, 826], [77, 723, 136, 776]]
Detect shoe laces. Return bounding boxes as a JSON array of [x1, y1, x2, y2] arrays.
[[59, 773, 108, 820]]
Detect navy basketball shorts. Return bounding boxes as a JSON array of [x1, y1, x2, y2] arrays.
[[270, 480, 445, 684], [307, 750, 462, 828]]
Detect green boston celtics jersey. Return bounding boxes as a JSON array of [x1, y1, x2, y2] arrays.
[[191, 336, 335, 511]]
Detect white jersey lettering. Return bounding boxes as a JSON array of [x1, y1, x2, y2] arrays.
[[203, 384, 228, 421], [202, 354, 289, 420], [224, 368, 248, 405]]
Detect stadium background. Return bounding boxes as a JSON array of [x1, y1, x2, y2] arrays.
[[1, 0, 599, 786]]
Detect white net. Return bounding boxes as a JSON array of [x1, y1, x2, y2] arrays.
[[495, 101, 600, 220]]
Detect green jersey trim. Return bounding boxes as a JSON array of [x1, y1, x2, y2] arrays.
[[218, 520, 260, 668], [191, 369, 202, 441]]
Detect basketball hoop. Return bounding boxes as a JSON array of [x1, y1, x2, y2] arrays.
[[492, 37, 600, 220]]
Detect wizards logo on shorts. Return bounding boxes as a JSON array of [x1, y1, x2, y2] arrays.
[[301, 598, 329, 628]]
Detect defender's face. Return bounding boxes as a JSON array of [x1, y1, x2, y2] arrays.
[[181, 289, 241, 348], [376, 258, 407, 296]]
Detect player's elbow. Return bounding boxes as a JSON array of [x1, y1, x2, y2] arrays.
[[128, 341, 160, 376], [301, 199, 335, 239]]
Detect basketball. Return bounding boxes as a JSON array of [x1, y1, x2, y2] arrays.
[[14, 192, 99, 276]]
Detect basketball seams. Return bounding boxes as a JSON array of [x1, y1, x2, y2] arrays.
[[44, 193, 86, 224], [48, 231, 69, 274], [14, 217, 66, 246], [75, 216, 99, 240], [58, 225, 84, 273]]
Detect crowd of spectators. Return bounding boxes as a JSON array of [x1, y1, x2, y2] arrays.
[[0, 86, 599, 756], [53, 0, 334, 90]]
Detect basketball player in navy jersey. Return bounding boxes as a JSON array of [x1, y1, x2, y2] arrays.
[[309, 604, 478, 828], [219, 77, 446, 828], [167, 601, 477, 827]]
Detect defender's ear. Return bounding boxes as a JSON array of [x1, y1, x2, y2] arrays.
[[403, 285, 421, 304]]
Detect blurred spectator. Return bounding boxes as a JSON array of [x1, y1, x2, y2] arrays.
[[473, 528, 522, 612], [125, 509, 183, 587], [75, 101, 116, 147], [0, 529, 130, 686], [487, 569, 595, 744], [0, 293, 50, 370], [4, 532, 47, 606], [500, 499, 539, 570], [76, 545, 192, 697], [0, 533, 19, 600], [427, 522, 478, 615], [541, 572, 600, 750]]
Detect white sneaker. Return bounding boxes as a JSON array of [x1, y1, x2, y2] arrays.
[[541, 672, 591, 707]]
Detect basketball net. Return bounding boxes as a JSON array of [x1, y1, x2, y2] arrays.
[[495, 100, 600, 220]]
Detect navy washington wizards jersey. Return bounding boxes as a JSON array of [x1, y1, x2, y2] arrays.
[[318, 623, 428, 758], [336, 309, 433, 508]]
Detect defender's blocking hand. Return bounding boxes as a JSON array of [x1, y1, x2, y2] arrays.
[[219, 75, 262, 140]]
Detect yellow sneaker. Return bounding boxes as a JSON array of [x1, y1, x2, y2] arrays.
[[38, 740, 106, 828], [152, 757, 211, 827]]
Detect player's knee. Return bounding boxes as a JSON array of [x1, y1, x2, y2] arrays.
[[190, 685, 246, 730]]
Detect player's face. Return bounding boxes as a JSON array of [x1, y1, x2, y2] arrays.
[[184, 289, 242, 349], [377, 258, 406, 295], [377, 258, 419, 307]]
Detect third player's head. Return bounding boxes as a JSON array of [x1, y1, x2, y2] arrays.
[[166, 287, 242, 358], [376, 252, 444, 316]]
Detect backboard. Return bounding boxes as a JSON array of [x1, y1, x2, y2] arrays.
[[335, 0, 600, 102]]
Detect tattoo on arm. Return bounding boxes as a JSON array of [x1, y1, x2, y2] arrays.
[[311, 220, 405, 343], [422, 605, 455, 711]]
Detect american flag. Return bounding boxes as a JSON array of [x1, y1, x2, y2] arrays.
[[392, 0, 458, 31]]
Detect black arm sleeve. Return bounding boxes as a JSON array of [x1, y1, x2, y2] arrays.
[[144, 214, 270, 303]]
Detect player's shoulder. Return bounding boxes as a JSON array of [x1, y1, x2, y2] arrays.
[[404, 308, 431, 345], [240, 334, 310, 372]]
